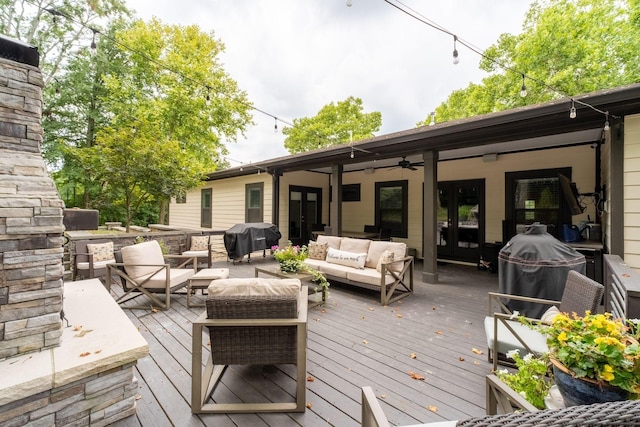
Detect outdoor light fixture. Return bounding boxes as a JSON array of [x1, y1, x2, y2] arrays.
[[569, 100, 577, 119], [519, 74, 527, 98], [452, 35, 459, 65]]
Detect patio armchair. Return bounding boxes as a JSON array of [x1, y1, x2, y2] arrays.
[[106, 240, 197, 310], [361, 386, 640, 426], [180, 233, 215, 269], [484, 270, 604, 370], [72, 239, 116, 281], [191, 278, 308, 413]]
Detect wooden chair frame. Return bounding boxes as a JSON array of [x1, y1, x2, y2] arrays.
[[191, 287, 308, 413], [106, 254, 196, 310], [379, 256, 414, 305]]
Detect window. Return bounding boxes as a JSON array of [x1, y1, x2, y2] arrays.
[[246, 182, 264, 223], [341, 184, 361, 201], [200, 188, 212, 228], [375, 180, 408, 238], [505, 168, 571, 239]]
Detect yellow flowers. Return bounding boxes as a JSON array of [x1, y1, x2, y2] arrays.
[[600, 364, 615, 382]]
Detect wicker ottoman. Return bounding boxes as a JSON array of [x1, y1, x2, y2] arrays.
[[187, 268, 230, 307]]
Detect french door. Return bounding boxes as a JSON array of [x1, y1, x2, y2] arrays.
[[437, 179, 485, 263], [289, 186, 322, 246]]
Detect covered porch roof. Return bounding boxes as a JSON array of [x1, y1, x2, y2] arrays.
[[207, 83, 640, 179]]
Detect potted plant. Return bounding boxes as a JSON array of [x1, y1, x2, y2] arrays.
[[495, 349, 552, 410], [539, 311, 640, 406], [271, 241, 329, 298]]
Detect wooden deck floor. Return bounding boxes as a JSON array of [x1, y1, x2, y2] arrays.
[[112, 257, 498, 427]]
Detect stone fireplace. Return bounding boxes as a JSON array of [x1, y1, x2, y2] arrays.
[[0, 35, 148, 426]]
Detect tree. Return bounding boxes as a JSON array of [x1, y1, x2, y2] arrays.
[[417, 0, 640, 125], [91, 19, 253, 230], [283, 96, 381, 154]]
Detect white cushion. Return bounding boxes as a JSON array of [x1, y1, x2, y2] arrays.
[[76, 259, 115, 270], [182, 250, 209, 257], [541, 306, 561, 323], [316, 235, 343, 250], [339, 238, 370, 254], [483, 316, 548, 356], [138, 268, 194, 289], [86, 242, 115, 262], [207, 278, 301, 296], [346, 268, 395, 288], [365, 241, 407, 272], [326, 247, 367, 269], [121, 240, 165, 279]]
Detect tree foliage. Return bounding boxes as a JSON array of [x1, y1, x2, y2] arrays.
[[417, 0, 640, 126], [283, 96, 381, 154]]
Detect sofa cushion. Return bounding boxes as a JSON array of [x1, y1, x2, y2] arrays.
[[207, 278, 301, 296], [317, 235, 343, 250], [365, 241, 407, 272], [314, 260, 352, 279], [87, 242, 115, 262], [308, 241, 328, 260], [190, 235, 209, 251], [346, 268, 397, 288], [326, 247, 367, 269], [376, 250, 395, 273], [121, 240, 165, 279], [339, 238, 371, 254]]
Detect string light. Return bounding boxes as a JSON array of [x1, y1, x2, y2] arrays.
[[90, 28, 97, 50], [274, 117, 278, 133], [519, 74, 527, 98], [604, 112, 610, 132], [452, 35, 459, 65], [350, 146, 355, 159], [429, 111, 435, 126], [569, 99, 577, 119], [346, 0, 353, 6]]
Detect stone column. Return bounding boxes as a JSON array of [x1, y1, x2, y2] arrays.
[[0, 53, 65, 360]]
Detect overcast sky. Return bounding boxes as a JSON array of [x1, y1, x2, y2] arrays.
[[125, 0, 534, 167]]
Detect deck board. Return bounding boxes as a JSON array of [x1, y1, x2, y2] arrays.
[[110, 257, 498, 426]]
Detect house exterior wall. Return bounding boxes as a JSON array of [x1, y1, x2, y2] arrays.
[[624, 114, 640, 268], [170, 145, 595, 259], [169, 174, 273, 230]]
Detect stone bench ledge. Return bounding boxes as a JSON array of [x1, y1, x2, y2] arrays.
[[0, 278, 149, 407]]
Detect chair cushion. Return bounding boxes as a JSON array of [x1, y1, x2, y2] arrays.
[[190, 235, 209, 251], [121, 240, 165, 279], [308, 241, 328, 260], [87, 242, 115, 262], [207, 278, 301, 296], [317, 235, 343, 250], [483, 316, 549, 356], [182, 250, 209, 257], [365, 241, 407, 272], [541, 305, 561, 323], [138, 268, 194, 290], [326, 247, 367, 269], [76, 259, 115, 270], [376, 250, 395, 273], [339, 237, 370, 254]]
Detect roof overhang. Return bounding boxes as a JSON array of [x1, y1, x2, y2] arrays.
[[207, 84, 640, 180]]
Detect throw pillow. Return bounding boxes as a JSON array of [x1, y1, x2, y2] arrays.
[[376, 250, 395, 273], [190, 235, 209, 251], [308, 241, 328, 260], [541, 305, 561, 323], [325, 247, 367, 269], [86, 242, 115, 262]]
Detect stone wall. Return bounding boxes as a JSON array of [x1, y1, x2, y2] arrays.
[[0, 55, 65, 359]]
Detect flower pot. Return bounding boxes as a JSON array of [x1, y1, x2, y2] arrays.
[[550, 358, 629, 406]]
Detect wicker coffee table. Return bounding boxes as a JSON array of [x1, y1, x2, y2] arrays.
[[254, 265, 327, 307]]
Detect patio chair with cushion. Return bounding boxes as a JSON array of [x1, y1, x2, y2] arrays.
[[191, 277, 308, 413], [72, 239, 116, 280], [181, 233, 214, 269], [106, 240, 197, 310], [484, 270, 604, 370]]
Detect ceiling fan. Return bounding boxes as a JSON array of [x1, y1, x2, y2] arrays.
[[390, 156, 422, 171]]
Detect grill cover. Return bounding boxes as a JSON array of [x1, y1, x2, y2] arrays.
[[498, 223, 586, 318], [223, 223, 281, 260]]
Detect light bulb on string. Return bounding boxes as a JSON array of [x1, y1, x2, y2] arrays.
[[346, 0, 353, 6], [429, 111, 436, 126], [350, 147, 355, 159], [274, 117, 278, 133], [452, 35, 459, 65], [604, 112, 610, 132], [519, 74, 527, 98], [569, 100, 577, 119], [205, 87, 211, 106], [90, 29, 97, 50]]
